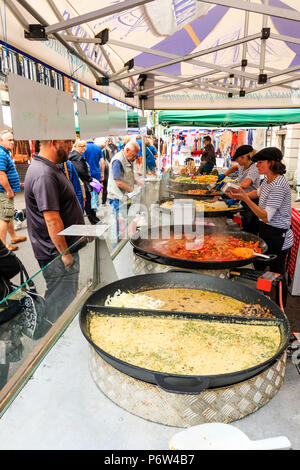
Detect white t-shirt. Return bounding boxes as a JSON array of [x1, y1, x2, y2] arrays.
[[237, 163, 260, 193]]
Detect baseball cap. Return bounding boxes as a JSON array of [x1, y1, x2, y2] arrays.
[[232, 145, 253, 161], [251, 147, 283, 162]]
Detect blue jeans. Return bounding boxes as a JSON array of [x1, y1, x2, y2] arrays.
[[108, 199, 122, 248]]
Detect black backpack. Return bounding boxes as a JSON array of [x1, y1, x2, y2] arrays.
[[0, 260, 51, 340]]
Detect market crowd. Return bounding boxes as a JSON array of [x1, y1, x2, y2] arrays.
[[0, 131, 159, 324]]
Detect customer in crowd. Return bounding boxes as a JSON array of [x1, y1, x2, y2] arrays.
[[69, 140, 100, 224], [83, 138, 105, 184], [195, 135, 216, 175], [136, 135, 156, 173], [36, 139, 85, 214], [145, 138, 157, 173], [135, 134, 143, 172], [107, 137, 118, 157], [123, 136, 131, 146], [108, 141, 142, 245], [117, 137, 124, 152], [24, 139, 85, 323], [217, 145, 260, 234], [0, 130, 26, 251], [153, 136, 163, 153], [104, 139, 112, 162], [148, 137, 158, 160], [229, 147, 293, 307], [94, 137, 111, 206], [0, 238, 23, 389], [0, 238, 20, 301]]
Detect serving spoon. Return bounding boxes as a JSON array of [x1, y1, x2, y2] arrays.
[[169, 423, 291, 450], [231, 247, 271, 259]]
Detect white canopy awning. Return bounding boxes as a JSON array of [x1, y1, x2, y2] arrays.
[[3, 0, 300, 110]]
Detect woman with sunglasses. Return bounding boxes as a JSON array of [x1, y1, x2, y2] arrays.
[[228, 147, 293, 308]]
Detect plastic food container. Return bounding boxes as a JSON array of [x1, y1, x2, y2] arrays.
[[220, 182, 241, 193]]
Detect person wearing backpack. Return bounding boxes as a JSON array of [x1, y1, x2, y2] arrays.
[[0, 239, 20, 302]]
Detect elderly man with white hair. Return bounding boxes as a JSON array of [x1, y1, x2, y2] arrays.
[[107, 140, 143, 245]]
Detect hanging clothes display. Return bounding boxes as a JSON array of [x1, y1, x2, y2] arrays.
[[237, 130, 247, 146], [164, 127, 267, 172], [248, 129, 253, 146], [230, 132, 238, 157], [252, 128, 266, 150]]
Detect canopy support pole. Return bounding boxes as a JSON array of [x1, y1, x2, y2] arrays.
[[6, 0, 29, 31], [16, 0, 131, 95], [270, 33, 300, 46], [109, 33, 261, 83], [45, 0, 156, 35], [46, 0, 98, 82], [259, 0, 269, 77], [171, 129, 173, 173], [136, 68, 237, 98], [197, 0, 300, 22], [157, 124, 161, 174], [141, 98, 146, 181], [244, 75, 300, 94], [241, 2, 250, 92]]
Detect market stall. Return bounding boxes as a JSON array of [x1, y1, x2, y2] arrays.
[[158, 109, 300, 174], [80, 271, 290, 426], [0, 0, 300, 451]]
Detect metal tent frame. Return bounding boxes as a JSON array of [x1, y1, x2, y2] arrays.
[[5, 0, 299, 108]]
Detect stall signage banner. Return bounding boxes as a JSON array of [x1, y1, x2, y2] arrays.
[[108, 104, 127, 136], [77, 98, 109, 139], [153, 85, 300, 110], [8, 73, 76, 140]]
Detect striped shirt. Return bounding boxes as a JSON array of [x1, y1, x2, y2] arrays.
[[0, 145, 20, 193], [257, 175, 293, 250], [238, 163, 260, 193]]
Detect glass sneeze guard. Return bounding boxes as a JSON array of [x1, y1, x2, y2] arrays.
[[0, 234, 95, 415]]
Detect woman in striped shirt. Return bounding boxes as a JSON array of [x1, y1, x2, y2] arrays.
[[229, 147, 293, 307], [218, 145, 260, 234]]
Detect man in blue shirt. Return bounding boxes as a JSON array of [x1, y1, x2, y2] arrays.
[[136, 135, 143, 157], [0, 130, 26, 251], [117, 137, 124, 152], [83, 139, 104, 183], [136, 135, 156, 172]]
